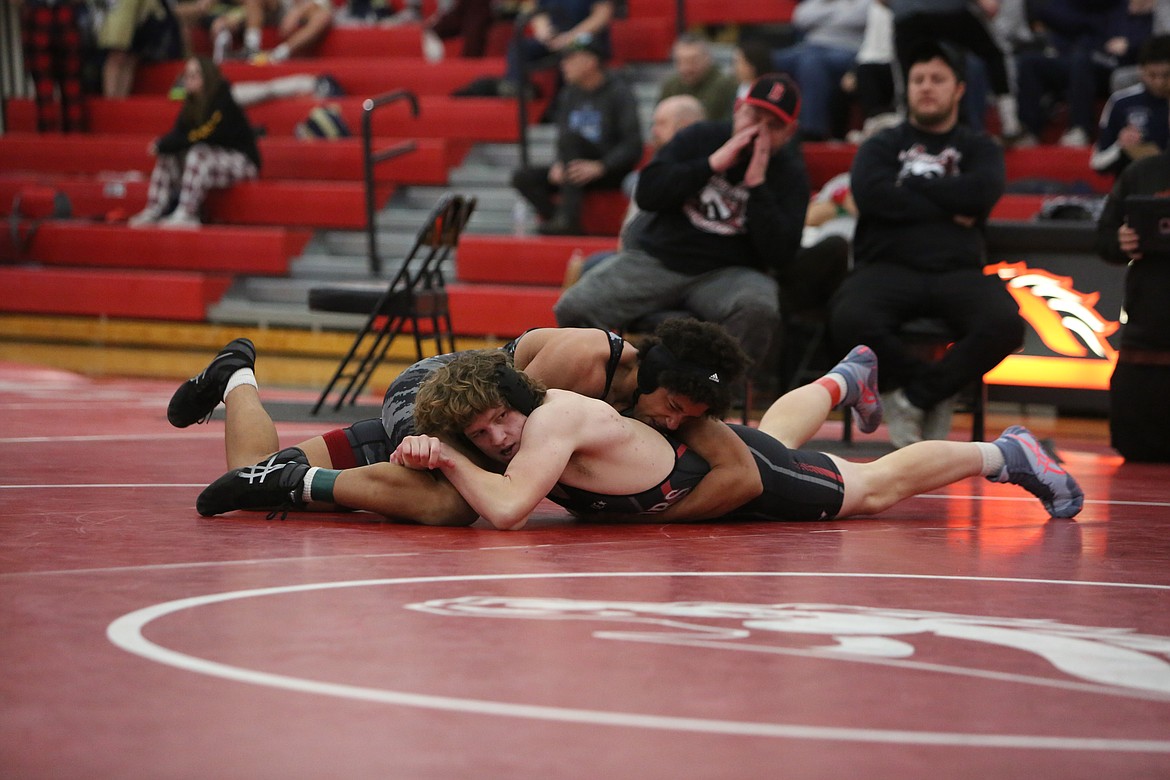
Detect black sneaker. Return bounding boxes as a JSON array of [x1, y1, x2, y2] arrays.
[[167, 338, 256, 428], [197, 447, 310, 519]]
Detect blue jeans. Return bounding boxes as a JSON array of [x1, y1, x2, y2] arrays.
[[771, 43, 857, 139]]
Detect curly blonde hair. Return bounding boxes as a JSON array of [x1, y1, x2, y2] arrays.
[[414, 350, 547, 439]]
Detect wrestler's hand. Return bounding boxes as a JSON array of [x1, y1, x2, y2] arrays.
[[1119, 222, 1142, 260], [390, 435, 456, 471], [708, 124, 759, 173]]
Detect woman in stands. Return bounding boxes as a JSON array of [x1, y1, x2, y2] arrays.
[[128, 56, 261, 229]]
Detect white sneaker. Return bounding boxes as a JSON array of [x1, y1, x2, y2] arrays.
[[159, 208, 201, 229], [128, 207, 162, 227], [381, 7, 420, 25], [422, 30, 444, 62], [1059, 127, 1090, 148], [882, 388, 924, 449], [921, 396, 956, 441]]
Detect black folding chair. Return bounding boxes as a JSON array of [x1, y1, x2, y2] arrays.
[[308, 193, 476, 414]]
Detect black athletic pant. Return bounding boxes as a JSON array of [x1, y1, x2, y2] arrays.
[[1110, 360, 1170, 462], [511, 131, 628, 226], [828, 263, 1024, 410]]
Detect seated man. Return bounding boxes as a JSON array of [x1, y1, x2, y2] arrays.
[[829, 41, 1024, 448], [511, 33, 642, 235], [554, 74, 809, 388], [659, 34, 739, 122], [196, 346, 1083, 526], [1091, 34, 1170, 179]]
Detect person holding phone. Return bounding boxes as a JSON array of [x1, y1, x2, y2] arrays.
[[1095, 121, 1170, 462]]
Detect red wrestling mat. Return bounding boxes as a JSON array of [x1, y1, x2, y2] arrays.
[[2, 363, 1168, 778]]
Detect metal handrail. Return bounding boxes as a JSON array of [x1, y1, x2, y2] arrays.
[[513, 10, 534, 170], [362, 89, 420, 274]]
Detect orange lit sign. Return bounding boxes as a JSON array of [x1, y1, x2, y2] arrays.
[[983, 262, 1120, 390]]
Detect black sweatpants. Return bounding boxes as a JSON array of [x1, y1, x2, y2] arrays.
[[829, 263, 1024, 409], [1110, 361, 1170, 462]]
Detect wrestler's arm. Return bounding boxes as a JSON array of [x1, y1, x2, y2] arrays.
[[641, 417, 762, 521], [516, 329, 630, 397], [394, 412, 578, 531], [578, 418, 762, 524]]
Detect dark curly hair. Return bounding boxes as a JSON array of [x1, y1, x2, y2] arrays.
[[634, 318, 750, 417], [414, 350, 547, 439]]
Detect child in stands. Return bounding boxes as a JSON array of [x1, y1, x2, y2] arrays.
[[128, 56, 261, 229]]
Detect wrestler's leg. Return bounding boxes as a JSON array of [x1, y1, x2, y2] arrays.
[[758, 346, 881, 448], [328, 462, 479, 526], [222, 383, 333, 469], [827, 440, 984, 517]]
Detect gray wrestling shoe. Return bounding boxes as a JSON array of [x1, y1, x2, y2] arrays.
[[988, 426, 1084, 518], [167, 338, 255, 428], [830, 345, 883, 434], [197, 447, 310, 519]]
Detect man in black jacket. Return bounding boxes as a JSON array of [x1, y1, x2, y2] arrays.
[[510, 33, 642, 236], [1095, 134, 1170, 462], [828, 41, 1024, 448], [553, 73, 809, 380]]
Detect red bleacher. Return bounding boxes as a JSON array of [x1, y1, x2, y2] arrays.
[[0, 267, 231, 321], [0, 0, 1113, 333]]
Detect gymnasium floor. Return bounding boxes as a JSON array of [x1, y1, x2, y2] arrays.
[[3, 361, 1169, 779]]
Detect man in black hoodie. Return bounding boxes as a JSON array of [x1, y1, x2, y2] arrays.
[[828, 41, 1024, 448], [554, 73, 809, 382]]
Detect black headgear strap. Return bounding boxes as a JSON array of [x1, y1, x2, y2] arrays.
[[636, 343, 722, 396], [494, 363, 539, 415]]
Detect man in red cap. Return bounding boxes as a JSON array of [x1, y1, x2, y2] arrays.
[[554, 73, 810, 390]]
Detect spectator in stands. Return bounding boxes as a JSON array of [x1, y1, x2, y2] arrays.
[[841, 0, 899, 142], [128, 56, 261, 229], [562, 94, 707, 286], [422, 0, 495, 58], [211, 0, 333, 64], [659, 34, 739, 121], [501, 0, 614, 96], [1094, 117, 1170, 462], [98, 0, 181, 98], [511, 33, 642, 235], [732, 36, 773, 99], [884, 0, 1024, 141], [19, 0, 88, 131], [769, 0, 870, 142], [1013, 0, 1151, 149], [554, 74, 809, 386], [829, 42, 1023, 448], [1092, 34, 1170, 178]]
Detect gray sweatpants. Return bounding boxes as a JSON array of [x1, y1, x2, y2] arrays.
[[553, 248, 780, 371]]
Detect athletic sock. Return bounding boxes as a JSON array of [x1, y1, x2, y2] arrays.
[[815, 375, 847, 408], [302, 467, 340, 504], [976, 442, 1005, 477], [244, 27, 262, 52], [223, 368, 257, 402]]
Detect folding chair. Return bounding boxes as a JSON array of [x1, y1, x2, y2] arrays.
[[308, 193, 476, 414]]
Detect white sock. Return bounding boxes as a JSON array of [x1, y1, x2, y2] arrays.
[[977, 442, 1005, 477], [996, 95, 1021, 137], [224, 368, 257, 402], [245, 27, 262, 52], [213, 30, 233, 63], [270, 43, 291, 62], [302, 466, 320, 504]]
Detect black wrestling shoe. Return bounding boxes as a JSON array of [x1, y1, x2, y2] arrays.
[[167, 338, 256, 428], [197, 447, 310, 519]]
